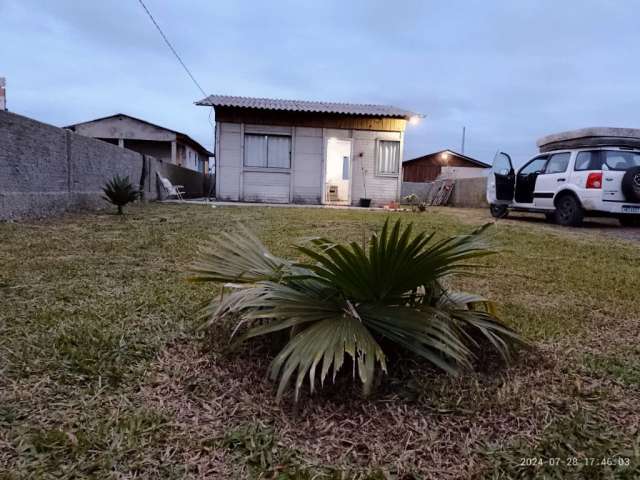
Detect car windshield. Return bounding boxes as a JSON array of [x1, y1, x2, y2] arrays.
[[603, 150, 640, 171]]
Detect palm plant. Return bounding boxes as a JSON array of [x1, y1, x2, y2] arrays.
[[191, 219, 526, 401], [102, 175, 139, 215]]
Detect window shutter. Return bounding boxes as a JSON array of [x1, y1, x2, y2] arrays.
[[267, 136, 291, 168], [244, 135, 267, 167], [378, 141, 400, 174]]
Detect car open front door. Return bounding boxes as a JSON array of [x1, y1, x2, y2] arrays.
[[487, 152, 515, 204]]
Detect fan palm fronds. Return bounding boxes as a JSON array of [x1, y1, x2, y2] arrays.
[[191, 219, 526, 401], [102, 175, 139, 214]]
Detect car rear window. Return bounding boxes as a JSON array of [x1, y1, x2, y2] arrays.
[[575, 150, 640, 171], [575, 151, 601, 171], [603, 151, 640, 171]]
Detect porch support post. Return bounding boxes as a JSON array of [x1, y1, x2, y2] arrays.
[[171, 140, 177, 164]]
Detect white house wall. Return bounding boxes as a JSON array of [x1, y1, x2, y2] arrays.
[[243, 171, 290, 203], [217, 122, 242, 201], [350, 130, 403, 206], [293, 127, 323, 204], [438, 166, 490, 179], [215, 121, 402, 205]]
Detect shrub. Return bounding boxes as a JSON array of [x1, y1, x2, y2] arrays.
[[403, 193, 418, 212], [403, 193, 418, 204], [102, 175, 139, 215], [190, 219, 526, 401]]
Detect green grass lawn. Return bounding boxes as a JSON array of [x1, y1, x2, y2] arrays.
[[1, 204, 639, 479]]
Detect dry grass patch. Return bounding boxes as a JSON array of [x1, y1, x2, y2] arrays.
[[2, 204, 639, 478], [139, 331, 638, 478]]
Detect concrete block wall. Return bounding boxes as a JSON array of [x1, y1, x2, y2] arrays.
[[450, 177, 489, 207], [401, 177, 489, 208], [151, 159, 207, 198], [0, 110, 207, 220]]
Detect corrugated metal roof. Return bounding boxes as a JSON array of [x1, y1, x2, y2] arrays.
[[196, 94, 417, 118]]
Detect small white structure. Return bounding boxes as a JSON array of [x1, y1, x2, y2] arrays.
[[196, 95, 418, 206]]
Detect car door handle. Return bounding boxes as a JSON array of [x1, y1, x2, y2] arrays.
[[557, 178, 566, 182]]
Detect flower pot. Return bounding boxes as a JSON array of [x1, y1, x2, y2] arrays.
[[359, 198, 372, 208]]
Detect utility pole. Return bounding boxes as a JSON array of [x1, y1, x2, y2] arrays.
[[461, 126, 466, 154]]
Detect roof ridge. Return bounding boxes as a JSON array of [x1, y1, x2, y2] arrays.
[[196, 94, 418, 118], [202, 94, 400, 108]]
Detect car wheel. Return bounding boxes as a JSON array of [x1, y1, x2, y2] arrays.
[[490, 204, 509, 218], [545, 212, 556, 223], [621, 166, 640, 202], [554, 194, 584, 226], [619, 215, 640, 227]]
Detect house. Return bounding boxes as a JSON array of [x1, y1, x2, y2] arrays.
[[196, 95, 418, 206], [403, 150, 490, 182], [65, 114, 213, 174]]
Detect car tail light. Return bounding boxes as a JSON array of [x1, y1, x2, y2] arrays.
[[586, 172, 603, 189]]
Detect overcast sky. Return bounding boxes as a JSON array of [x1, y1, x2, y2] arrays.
[[1, 0, 638, 164]]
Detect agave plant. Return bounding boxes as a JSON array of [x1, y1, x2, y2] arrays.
[[102, 175, 139, 215], [191, 219, 525, 401]]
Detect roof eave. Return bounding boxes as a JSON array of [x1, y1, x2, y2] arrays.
[[195, 96, 418, 120]]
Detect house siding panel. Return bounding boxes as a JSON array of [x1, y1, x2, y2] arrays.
[[243, 171, 290, 203], [245, 124, 292, 135], [217, 122, 242, 201], [292, 127, 322, 204]]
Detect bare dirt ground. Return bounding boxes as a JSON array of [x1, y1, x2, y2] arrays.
[[432, 207, 640, 244]]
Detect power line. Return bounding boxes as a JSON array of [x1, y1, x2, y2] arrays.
[[136, 0, 215, 172], [136, 0, 208, 98]]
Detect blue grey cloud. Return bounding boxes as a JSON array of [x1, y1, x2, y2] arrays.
[[1, 0, 637, 166]]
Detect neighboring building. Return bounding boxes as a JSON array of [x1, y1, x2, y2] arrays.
[[65, 114, 212, 173], [196, 95, 418, 206], [403, 150, 490, 182]]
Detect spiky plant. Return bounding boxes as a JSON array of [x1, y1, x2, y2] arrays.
[[190, 219, 526, 401], [102, 175, 139, 215]]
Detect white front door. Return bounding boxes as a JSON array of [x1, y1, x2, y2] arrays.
[[324, 138, 352, 205]]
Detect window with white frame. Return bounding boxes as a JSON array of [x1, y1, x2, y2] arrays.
[[244, 134, 291, 168], [376, 140, 400, 175]]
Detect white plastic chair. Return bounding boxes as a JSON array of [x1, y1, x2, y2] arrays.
[[157, 173, 185, 201]]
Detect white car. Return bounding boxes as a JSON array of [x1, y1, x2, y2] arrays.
[[487, 128, 640, 227]]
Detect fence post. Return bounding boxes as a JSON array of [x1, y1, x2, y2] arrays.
[[139, 154, 147, 201]]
